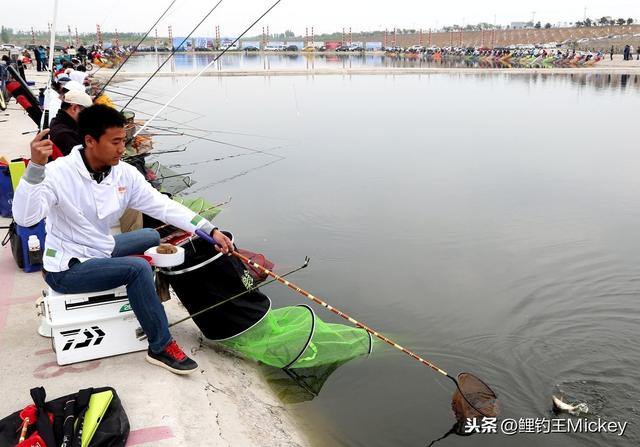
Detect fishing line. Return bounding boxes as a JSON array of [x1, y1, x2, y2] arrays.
[[121, 0, 225, 110], [148, 124, 291, 141], [189, 157, 283, 193], [163, 143, 289, 168], [97, 0, 178, 96], [143, 125, 285, 157], [133, 0, 286, 138], [103, 87, 205, 118]]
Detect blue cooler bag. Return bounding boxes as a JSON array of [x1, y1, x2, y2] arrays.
[[0, 165, 12, 217]]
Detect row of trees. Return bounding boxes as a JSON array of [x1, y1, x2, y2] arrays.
[[576, 18, 634, 27], [1, 26, 14, 43]]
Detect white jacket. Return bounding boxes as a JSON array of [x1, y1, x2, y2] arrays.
[[12, 146, 214, 272]]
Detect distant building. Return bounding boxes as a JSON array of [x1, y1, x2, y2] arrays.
[[172, 37, 192, 51], [193, 37, 210, 49], [510, 22, 528, 29]]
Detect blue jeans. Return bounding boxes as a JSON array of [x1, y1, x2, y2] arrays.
[[44, 228, 171, 353]]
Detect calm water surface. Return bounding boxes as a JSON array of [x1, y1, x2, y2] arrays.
[[113, 71, 640, 446]]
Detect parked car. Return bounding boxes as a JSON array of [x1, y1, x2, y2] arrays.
[[285, 45, 298, 52], [336, 45, 351, 52], [348, 44, 364, 51], [264, 44, 285, 51], [244, 46, 259, 51], [1, 44, 23, 52], [407, 45, 424, 52]]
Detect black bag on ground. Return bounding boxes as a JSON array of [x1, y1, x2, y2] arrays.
[[1, 220, 23, 269], [160, 234, 271, 340], [0, 386, 129, 447]]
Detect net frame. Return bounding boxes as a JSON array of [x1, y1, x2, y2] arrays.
[[451, 372, 499, 420]]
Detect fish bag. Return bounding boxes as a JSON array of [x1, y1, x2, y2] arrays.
[[221, 304, 373, 369], [160, 233, 271, 340], [162, 234, 372, 368]]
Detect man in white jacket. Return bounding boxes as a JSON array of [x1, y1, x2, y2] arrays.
[[13, 104, 233, 375]]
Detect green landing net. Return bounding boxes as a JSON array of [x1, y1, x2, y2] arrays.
[[220, 305, 374, 369]]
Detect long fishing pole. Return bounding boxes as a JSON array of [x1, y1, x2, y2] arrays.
[[141, 124, 291, 141], [103, 87, 205, 117], [153, 196, 232, 233], [97, 0, 177, 96], [133, 0, 285, 138], [189, 157, 283, 193], [143, 125, 285, 156], [164, 143, 287, 168], [136, 259, 309, 340], [121, 0, 224, 110], [40, 0, 59, 131], [195, 229, 498, 417]]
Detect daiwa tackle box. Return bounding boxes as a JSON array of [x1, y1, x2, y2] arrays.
[[42, 286, 148, 365]]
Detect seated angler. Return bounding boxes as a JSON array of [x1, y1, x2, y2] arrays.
[[12, 104, 234, 375], [48, 89, 93, 156]]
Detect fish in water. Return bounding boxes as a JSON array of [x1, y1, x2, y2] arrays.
[[552, 395, 589, 415]]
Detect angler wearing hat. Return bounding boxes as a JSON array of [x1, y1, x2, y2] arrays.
[[49, 89, 93, 156], [46, 79, 87, 131], [12, 104, 234, 375]]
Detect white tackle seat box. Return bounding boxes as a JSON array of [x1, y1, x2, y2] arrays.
[[44, 286, 148, 365]]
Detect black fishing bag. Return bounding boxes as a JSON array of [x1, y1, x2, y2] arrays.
[[0, 386, 129, 447], [1, 220, 24, 269], [160, 233, 271, 340]]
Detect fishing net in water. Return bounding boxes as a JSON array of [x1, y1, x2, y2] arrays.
[[262, 361, 348, 403], [161, 234, 373, 369], [221, 305, 373, 369], [451, 373, 499, 420]]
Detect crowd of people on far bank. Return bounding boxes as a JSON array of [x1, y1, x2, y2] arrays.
[[11, 44, 127, 73]]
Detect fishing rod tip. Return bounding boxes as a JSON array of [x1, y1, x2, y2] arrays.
[[303, 256, 311, 267]]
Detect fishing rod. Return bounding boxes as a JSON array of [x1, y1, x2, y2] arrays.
[[143, 125, 285, 157], [136, 259, 309, 340], [121, 0, 224, 111], [114, 100, 288, 143], [40, 0, 59, 131], [147, 124, 291, 141], [164, 143, 288, 168], [195, 229, 499, 418], [103, 87, 205, 118], [132, 0, 285, 138], [153, 196, 232, 233], [189, 157, 283, 193], [165, 151, 254, 167], [97, 0, 177, 97]]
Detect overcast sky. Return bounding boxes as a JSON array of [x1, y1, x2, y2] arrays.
[[6, 0, 640, 36]]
